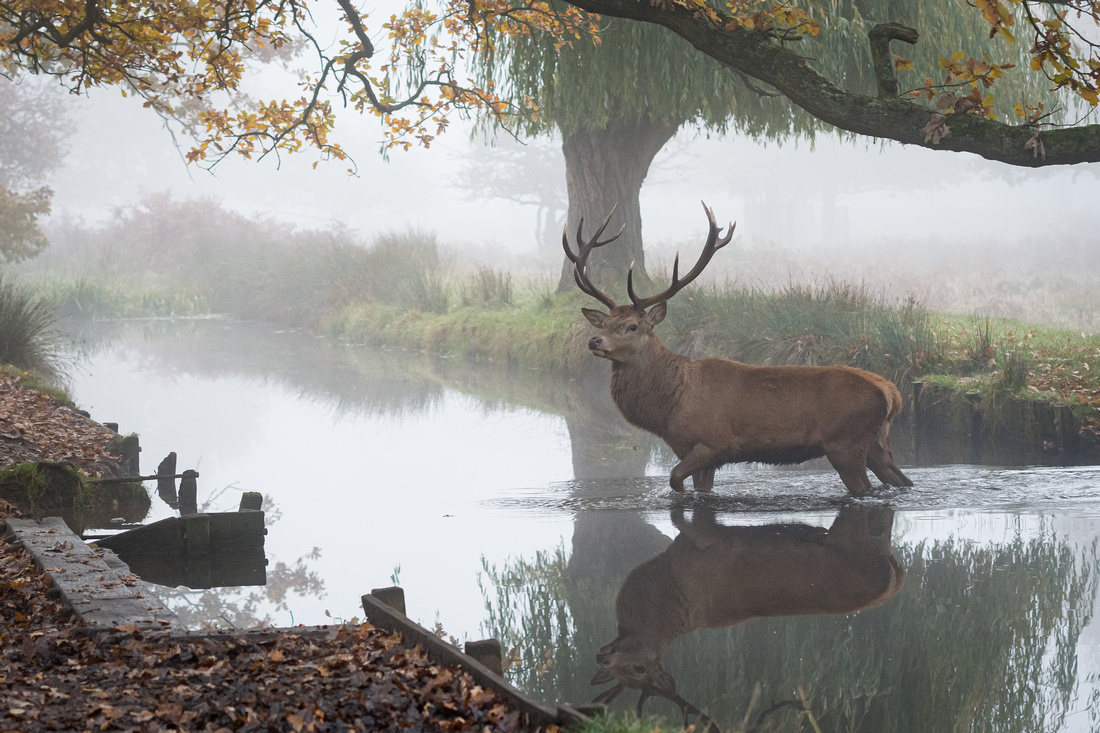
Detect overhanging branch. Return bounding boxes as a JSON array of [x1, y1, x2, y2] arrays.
[[562, 0, 1100, 167]]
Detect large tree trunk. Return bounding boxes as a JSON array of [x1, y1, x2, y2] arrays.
[[557, 116, 681, 295]]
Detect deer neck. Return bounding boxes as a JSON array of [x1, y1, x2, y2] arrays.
[[614, 553, 691, 657], [609, 338, 688, 435]]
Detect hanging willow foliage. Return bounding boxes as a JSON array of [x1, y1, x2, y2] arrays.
[[477, 0, 1061, 139]]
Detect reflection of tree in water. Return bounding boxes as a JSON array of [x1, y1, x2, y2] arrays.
[[479, 515, 1099, 732], [154, 550, 324, 629], [69, 319, 668, 479], [149, 494, 325, 630]]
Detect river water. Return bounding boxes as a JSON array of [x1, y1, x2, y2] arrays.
[[64, 319, 1100, 732]]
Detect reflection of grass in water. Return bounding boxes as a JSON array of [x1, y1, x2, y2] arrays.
[[479, 526, 1100, 733], [479, 546, 594, 704]]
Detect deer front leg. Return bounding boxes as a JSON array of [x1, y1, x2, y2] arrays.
[[669, 445, 721, 492]]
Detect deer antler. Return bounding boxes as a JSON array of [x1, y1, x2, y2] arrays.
[[591, 681, 628, 706], [592, 680, 720, 732], [638, 684, 722, 733], [562, 206, 625, 310], [627, 201, 735, 311]]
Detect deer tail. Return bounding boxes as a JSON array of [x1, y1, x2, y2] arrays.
[[879, 381, 904, 423], [873, 381, 904, 449]]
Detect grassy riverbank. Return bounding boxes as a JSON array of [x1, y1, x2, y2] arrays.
[[324, 286, 1100, 432], [12, 194, 1100, 433]]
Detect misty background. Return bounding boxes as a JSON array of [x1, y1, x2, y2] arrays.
[[21, 60, 1100, 331]]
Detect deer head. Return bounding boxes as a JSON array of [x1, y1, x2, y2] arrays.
[[564, 202, 735, 363], [592, 655, 719, 732]]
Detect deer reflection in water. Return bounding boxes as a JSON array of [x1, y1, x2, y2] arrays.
[[592, 506, 905, 731]]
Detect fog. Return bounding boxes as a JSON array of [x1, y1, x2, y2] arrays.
[[34, 76, 1098, 332], [18, 29, 1100, 727]]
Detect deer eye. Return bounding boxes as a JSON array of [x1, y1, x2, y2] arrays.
[[628, 324, 638, 332]]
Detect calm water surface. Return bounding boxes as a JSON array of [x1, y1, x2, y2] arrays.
[[65, 320, 1100, 732]]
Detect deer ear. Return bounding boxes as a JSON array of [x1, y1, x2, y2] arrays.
[[590, 667, 615, 686], [582, 308, 608, 327], [646, 302, 667, 326]]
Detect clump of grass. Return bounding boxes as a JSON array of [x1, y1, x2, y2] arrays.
[[966, 320, 996, 372], [460, 266, 514, 309], [997, 346, 1033, 392], [364, 229, 450, 313], [45, 276, 208, 320], [530, 277, 558, 312], [0, 273, 64, 381], [663, 279, 936, 383]]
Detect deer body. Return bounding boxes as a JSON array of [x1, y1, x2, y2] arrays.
[[568, 203, 912, 495], [594, 316, 909, 494]]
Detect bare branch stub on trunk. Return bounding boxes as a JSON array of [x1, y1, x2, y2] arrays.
[[868, 22, 919, 99]]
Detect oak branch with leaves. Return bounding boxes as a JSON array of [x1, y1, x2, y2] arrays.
[[3, 0, 1100, 167]]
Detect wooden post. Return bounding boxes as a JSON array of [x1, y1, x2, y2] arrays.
[[182, 514, 211, 554], [464, 639, 504, 676], [910, 381, 923, 463], [118, 434, 140, 476], [371, 586, 407, 616], [157, 452, 178, 509], [179, 469, 199, 516], [239, 492, 263, 511], [1054, 405, 1076, 454]]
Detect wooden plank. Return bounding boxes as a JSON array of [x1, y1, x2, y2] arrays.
[[361, 591, 588, 730]]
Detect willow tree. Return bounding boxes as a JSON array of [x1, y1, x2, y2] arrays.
[[3, 0, 1095, 216], [479, 16, 768, 289], [476, 0, 1053, 290]]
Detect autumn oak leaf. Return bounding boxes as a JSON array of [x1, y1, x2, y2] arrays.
[[1024, 128, 1046, 159], [921, 113, 951, 144]]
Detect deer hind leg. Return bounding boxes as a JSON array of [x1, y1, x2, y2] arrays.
[[691, 467, 716, 491], [824, 445, 873, 496], [867, 437, 913, 488], [670, 445, 721, 492]]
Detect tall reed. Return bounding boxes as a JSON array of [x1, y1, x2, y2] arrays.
[[663, 279, 936, 384]]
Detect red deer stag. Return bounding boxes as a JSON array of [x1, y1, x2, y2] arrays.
[[564, 203, 913, 495], [592, 506, 905, 728]]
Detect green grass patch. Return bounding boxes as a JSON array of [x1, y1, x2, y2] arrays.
[[569, 713, 670, 733], [38, 276, 210, 320], [0, 461, 89, 509], [924, 314, 1100, 426], [327, 296, 589, 370]]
